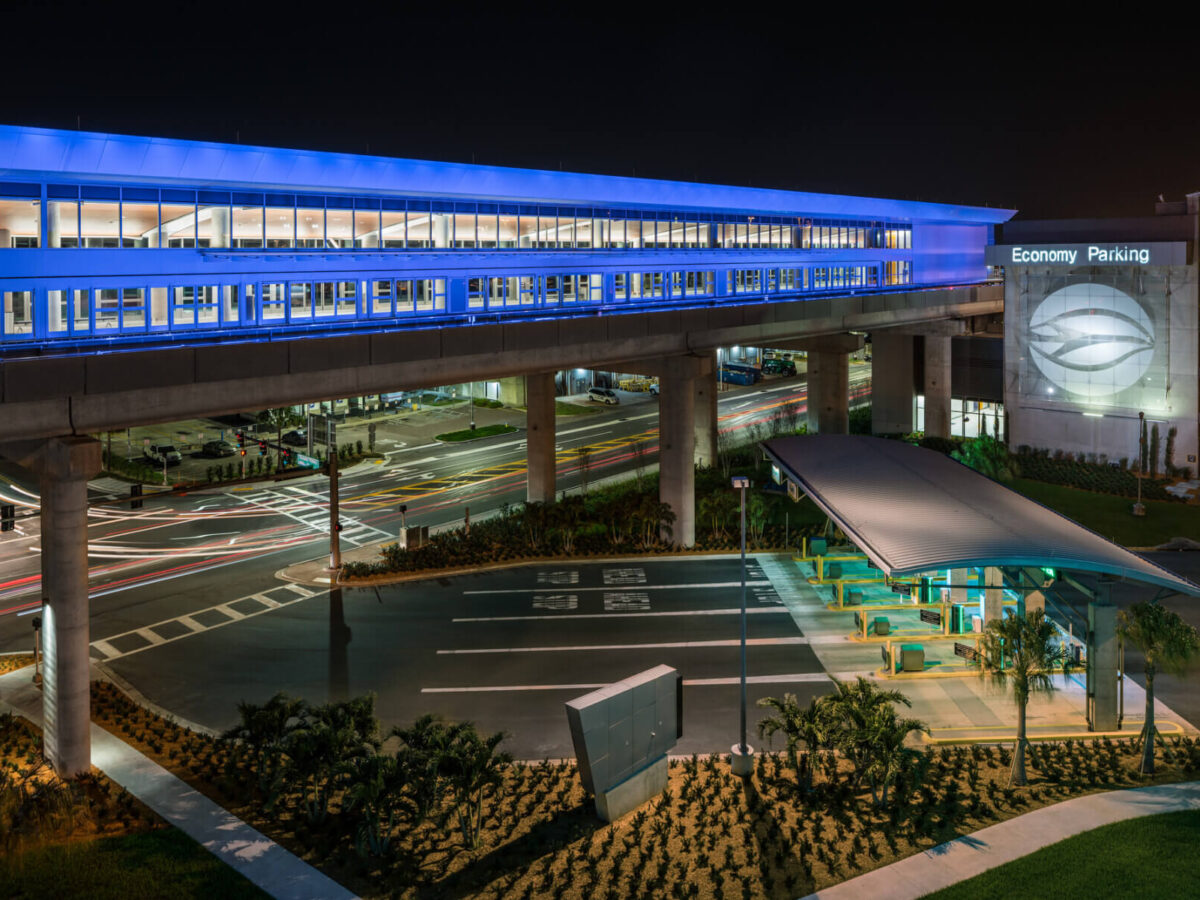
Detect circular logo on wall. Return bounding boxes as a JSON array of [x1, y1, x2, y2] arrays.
[[1027, 283, 1155, 400]]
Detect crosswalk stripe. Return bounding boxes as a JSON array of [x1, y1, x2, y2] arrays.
[[438, 636, 811, 655]]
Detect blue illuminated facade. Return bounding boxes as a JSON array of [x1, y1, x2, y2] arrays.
[[0, 125, 1013, 347]]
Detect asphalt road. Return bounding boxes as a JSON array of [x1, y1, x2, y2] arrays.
[[103, 557, 832, 758], [0, 372, 861, 652]]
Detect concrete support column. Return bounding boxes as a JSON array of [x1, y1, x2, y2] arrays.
[[693, 352, 718, 468], [807, 350, 849, 434], [432, 214, 450, 248], [950, 567, 969, 605], [526, 372, 556, 504], [659, 358, 698, 547], [34, 436, 102, 777], [1088, 580, 1119, 732], [150, 287, 168, 327], [499, 376, 527, 407], [871, 332, 915, 434], [0, 227, 10, 249], [210, 206, 231, 248], [923, 334, 952, 438], [983, 566, 1004, 625]]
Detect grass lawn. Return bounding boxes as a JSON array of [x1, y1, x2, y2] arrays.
[[434, 423, 519, 442], [555, 400, 601, 416], [924, 808, 1200, 899], [1009, 477, 1200, 547], [0, 828, 270, 899]]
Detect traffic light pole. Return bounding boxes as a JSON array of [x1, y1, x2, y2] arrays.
[[328, 425, 341, 572]]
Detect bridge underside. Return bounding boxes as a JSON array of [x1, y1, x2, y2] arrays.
[[0, 283, 999, 441]]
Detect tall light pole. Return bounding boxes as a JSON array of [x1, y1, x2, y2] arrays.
[[730, 475, 754, 776]]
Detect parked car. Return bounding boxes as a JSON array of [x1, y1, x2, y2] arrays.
[[144, 444, 182, 466], [649, 382, 660, 396], [762, 358, 796, 376], [588, 387, 619, 405], [200, 440, 236, 458], [281, 430, 307, 446]]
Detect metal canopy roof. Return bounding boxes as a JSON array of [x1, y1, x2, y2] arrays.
[[762, 435, 1200, 596]]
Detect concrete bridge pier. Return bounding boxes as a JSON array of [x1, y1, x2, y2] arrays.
[[778, 333, 863, 434], [658, 355, 715, 547], [870, 332, 915, 434], [923, 334, 953, 439], [693, 351, 718, 469], [525, 372, 556, 504], [28, 436, 101, 777]]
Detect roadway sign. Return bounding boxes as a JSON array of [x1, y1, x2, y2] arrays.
[[296, 454, 320, 470], [919, 609, 942, 626]]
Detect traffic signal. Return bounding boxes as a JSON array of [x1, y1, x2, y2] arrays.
[[240, 448, 246, 457], [333, 521, 343, 533], [281, 449, 292, 466], [236, 432, 244, 448], [258, 441, 266, 456], [0, 504, 14, 532]]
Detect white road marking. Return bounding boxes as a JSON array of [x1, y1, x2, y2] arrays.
[[437, 636, 811, 655], [136, 628, 166, 646], [91, 640, 120, 659], [464, 580, 770, 595], [422, 673, 832, 693], [453, 607, 790, 623], [176, 615, 204, 633]]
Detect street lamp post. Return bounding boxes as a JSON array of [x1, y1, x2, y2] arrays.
[[730, 475, 754, 776]]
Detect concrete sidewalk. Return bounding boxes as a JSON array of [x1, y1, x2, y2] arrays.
[[0, 668, 357, 900], [800, 780, 1200, 900]]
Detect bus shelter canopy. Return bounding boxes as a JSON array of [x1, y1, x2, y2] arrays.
[[761, 435, 1200, 597]]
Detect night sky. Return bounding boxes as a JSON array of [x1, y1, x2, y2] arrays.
[[3, 5, 1196, 220]]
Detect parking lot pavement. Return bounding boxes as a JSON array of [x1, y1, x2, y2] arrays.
[[106, 557, 834, 760]]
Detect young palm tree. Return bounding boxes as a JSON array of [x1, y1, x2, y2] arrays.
[[1118, 601, 1200, 774], [343, 754, 406, 858], [979, 609, 1069, 786], [864, 705, 929, 807], [757, 693, 831, 792], [223, 692, 307, 798], [825, 676, 912, 791], [441, 722, 511, 851]]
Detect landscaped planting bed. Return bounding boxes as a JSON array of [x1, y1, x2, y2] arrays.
[[88, 681, 1200, 899]]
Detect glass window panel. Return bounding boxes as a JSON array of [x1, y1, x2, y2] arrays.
[[544, 275, 560, 303], [119, 202, 156, 247], [172, 286, 196, 325], [261, 282, 286, 321], [296, 208, 323, 248], [233, 204, 263, 248], [614, 272, 627, 299], [161, 203, 196, 247], [354, 209, 380, 247], [2, 290, 33, 336], [467, 276, 486, 309], [326, 209, 353, 248], [407, 212, 432, 248], [380, 210, 406, 248], [197, 286, 219, 324], [197, 202, 231, 248], [0, 198, 41, 247], [430, 213, 451, 248], [371, 280, 393, 314], [473, 212, 496, 249], [518, 276, 537, 305], [498, 214, 519, 249], [453, 213, 476, 248], [265, 206, 295, 248], [290, 282, 312, 318], [395, 280, 414, 312], [80, 201, 120, 247], [121, 287, 147, 329]]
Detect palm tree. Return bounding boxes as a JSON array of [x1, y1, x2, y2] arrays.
[[978, 609, 1069, 786], [757, 693, 830, 792], [392, 714, 457, 824], [1118, 601, 1200, 774], [286, 696, 381, 824], [863, 705, 928, 807], [343, 754, 407, 858], [440, 722, 511, 851], [825, 676, 913, 791], [223, 692, 306, 802]]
